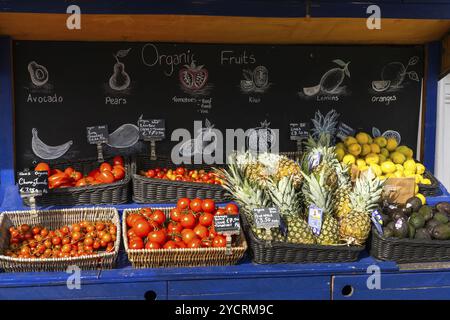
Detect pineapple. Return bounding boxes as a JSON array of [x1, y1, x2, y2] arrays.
[[334, 163, 352, 220], [302, 172, 340, 245], [339, 171, 384, 245], [274, 154, 303, 187], [268, 176, 316, 244]]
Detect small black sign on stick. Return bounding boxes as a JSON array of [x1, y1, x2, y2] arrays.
[[138, 118, 165, 160], [290, 122, 310, 152], [86, 125, 109, 162]]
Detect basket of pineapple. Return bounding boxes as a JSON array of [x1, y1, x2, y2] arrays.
[[218, 147, 383, 264]]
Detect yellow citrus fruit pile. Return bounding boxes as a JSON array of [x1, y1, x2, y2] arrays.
[[336, 132, 431, 197]]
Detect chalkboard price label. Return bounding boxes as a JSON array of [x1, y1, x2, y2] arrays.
[[253, 207, 281, 229], [138, 119, 165, 140], [336, 122, 356, 140], [18, 171, 48, 195], [290, 122, 310, 140], [86, 125, 109, 144], [214, 214, 241, 234]]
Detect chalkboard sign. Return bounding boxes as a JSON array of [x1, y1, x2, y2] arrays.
[[214, 214, 241, 233], [138, 119, 165, 140], [290, 122, 310, 140], [86, 125, 109, 144], [13, 41, 424, 170], [17, 171, 48, 195], [253, 207, 281, 229], [336, 122, 356, 141]]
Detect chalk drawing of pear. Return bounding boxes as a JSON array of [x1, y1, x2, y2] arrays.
[[109, 48, 131, 91], [28, 61, 49, 87], [302, 59, 351, 96], [31, 128, 73, 160]]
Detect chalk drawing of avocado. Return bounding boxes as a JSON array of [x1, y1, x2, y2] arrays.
[[28, 61, 49, 87], [109, 48, 131, 91], [301, 59, 350, 97]]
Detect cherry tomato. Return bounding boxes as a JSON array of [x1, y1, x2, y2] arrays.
[[201, 199, 216, 213], [147, 230, 166, 245], [98, 171, 115, 184], [175, 167, 186, 176], [75, 178, 89, 187], [209, 225, 217, 239], [150, 210, 166, 225], [88, 169, 100, 179], [201, 239, 212, 248], [176, 241, 187, 249], [187, 238, 202, 248], [181, 213, 197, 229], [181, 229, 197, 244], [100, 162, 112, 172], [213, 235, 227, 247], [189, 198, 203, 213], [129, 237, 144, 249], [111, 167, 125, 181], [199, 212, 214, 227], [146, 169, 156, 178], [34, 162, 50, 176], [225, 203, 239, 215], [177, 198, 191, 210], [52, 237, 61, 246], [193, 224, 209, 239], [167, 222, 183, 234], [134, 220, 151, 238], [163, 240, 178, 249], [113, 156, 124, 166], [170, 208, 182, 222], [145, 241, 161, 250]]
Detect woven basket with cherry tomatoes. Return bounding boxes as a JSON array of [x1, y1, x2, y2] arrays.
[[123, 198, 247, 268]]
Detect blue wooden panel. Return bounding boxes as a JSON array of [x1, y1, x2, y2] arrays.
[[168, 276, 330, 300], [0, 281, 167, 300], [333, 271, 450, 300]]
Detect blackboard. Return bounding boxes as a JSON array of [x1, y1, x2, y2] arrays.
[[13, 41, 424, 169], [138, 119, 165, 140]]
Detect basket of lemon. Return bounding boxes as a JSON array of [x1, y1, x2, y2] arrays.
[[335, 132, 441, 198]]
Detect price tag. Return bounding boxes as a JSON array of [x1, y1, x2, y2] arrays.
[[290, 122, 310, 140], [336, 122, 356, 140], [308, 205, 323, 236], [86, 125, 109, 144], [253, 207, 281, 229], [17, 171, 48, 196], [371, 209, 384, 235], [138, 119, 165, 140], [214, 214, 241, 234]]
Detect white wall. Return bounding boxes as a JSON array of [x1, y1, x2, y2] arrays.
[[435, 74, 450, 190]]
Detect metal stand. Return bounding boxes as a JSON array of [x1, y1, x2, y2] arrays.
[[150, 140, 157, 160], [96, 143, 104, 163]]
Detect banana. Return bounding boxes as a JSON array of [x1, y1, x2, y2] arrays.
[[31, 128, 73, 160]]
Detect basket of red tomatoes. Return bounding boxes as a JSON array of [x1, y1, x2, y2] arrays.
[[123, 198, 247, 268], [0, 207, 121, 272], [131, 155, 230, 203], [23, 156, 131, 206]]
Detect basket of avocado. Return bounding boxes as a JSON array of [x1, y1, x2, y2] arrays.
[[370, 197, 450, 263]]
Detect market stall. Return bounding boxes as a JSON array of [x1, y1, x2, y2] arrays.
[[1, 1, 450, 300]]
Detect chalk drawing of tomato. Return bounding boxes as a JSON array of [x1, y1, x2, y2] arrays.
[[179, 61, 209, 90]]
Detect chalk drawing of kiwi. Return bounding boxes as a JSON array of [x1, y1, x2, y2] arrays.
[[240, 66, 270, 94]]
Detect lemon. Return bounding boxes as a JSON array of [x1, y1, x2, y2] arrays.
[[416, 193, 426, 205], [370, 143, 381, 154], [381, 161, 396, 174], [386, 138, 398, 151], [404, 170, 416, 178], [365, 153, 380, 165], [414, 174, 423, 184], [336, 142, 346, 150], [368, 136, 373, 144], [335, 148, 345, 161], [403, 159, 417, 173], [370, 164, 382, 177], [356, 159, 366, 167], [359, 165, 369, 172], [416, 163, 425, 175], [344, 136, 358, 147], [361, 144, 371, 156], [356, 132, 370, 145], [379, 175, 387, 180], [348, 143, 362, 156], [393, 171, 404, 178], [380, 148, 390, 158], [422, 178, 432, 185], [390, 151, 406, 164], [378, 154, 387, 163], [342, 154, 356, 165], [414, 184, 419, 194], [396, 145, 414, 159], [385, 173, 393, 179], [374, 136, 387, 148]]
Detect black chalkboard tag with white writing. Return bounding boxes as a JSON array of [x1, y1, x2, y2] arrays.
[[138, 118, 165, 140], [290, 122, 310, 140], [18, 170, 48, 197], [253, 207, 281, 229], [214, 214, 241, 234], [336, 122, 356, 141], [86, 125, 109, 162]]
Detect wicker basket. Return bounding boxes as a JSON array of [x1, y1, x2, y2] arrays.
[[418, 169, 442, 197], [23, 157, 131, 207], [132, 155, 230, 203], [241, 214, 363, 264], [123, 207, 247, 268], [0, 207, 121, 272], [370, 227, 450, 263]]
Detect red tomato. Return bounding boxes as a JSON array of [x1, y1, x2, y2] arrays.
[[111, 167, 125, 181], [134, 220, 152, 238], [167, 222, 183, 234], [150, 210, 166, 225], [181, 229, 197, 244], [215, 208, 226, 216], [163, 240, 178, 249], [209, 225, 217, 239], [213, 235, 227, 248], [199, 212, 214, 227], [180, 213, 197, 229], [64, 167, 75, 176], [75, 178, 88, 187], [175, 167, 186, 176], [177, 198, 191, 210], [126, 213, 142, 228], [145, 241, 160, 250], [201, 239, 212, 248], [71, 171, 82, 181], [201, 199, 216, 213], [176, 241, 187, 249], [146, 169, 156, 178], [129, 237, 144, 249], [147, 230, 167, 245], [187, 238, 202, 248], [88, 169, 100, 179], [98, 171, 115, 184], [189, 198, 203, 213], [99, 162, 112, 172], [193, 224, 209, 239], [170, 208, 182, 222], [113, 156, 124, 166], [225, 203, 239, 215], [34, 162, 50, 176]]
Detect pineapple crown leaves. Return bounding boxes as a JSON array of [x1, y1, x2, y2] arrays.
[[311, 109, 340, 139], [301, 171, 333, 215], [267, 175, 301, 217], [350, 170, 385, 213]]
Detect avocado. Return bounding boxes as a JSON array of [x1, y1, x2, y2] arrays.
[[436, 202, 450, 214], [432, 224, 450, 240], [383, 227, 394, 238], [401, 206, 412, 216], [406, 197, 422, 212], [408, 223, 416, 239], [386, 204, 399, 215], [434, 212, 449, 224], [380, 213, 391, 225], [393, 218, 408, 239], [415, 228, 432, 240], [409, 214, 425, 229], [418, 206, 433, 222], [426, 219, 442, 234], [392, 211, 407, 222]]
